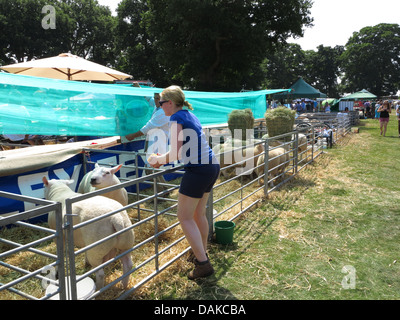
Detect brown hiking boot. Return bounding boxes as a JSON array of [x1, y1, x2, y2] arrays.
[[186, 250, 208, 264], [188, 259, 214, 280]]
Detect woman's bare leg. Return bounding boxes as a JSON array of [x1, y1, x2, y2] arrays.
[[194, 192, 211, 252], [177, 193, 208, 262]]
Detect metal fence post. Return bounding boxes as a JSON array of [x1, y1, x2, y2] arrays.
[[263, 139, 269, 196], [206, 188, 214, 241], [65, 199, 77, 300], [54, 202, 67, 300], [153, 176, 159, 272], [294, 131, 299, 175], [311, 126, 315, 162], [135, 152, 141, 221]]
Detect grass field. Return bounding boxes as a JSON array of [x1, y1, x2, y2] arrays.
[[135, 118, 400, 300]]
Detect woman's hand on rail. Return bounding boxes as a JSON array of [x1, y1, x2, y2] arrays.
[[148, 153, 163, 168]]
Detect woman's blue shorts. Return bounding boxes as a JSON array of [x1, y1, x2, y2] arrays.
[[179, 164, 220, 199]]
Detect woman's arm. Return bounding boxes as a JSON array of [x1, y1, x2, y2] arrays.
[[149, 123, 183, 168]]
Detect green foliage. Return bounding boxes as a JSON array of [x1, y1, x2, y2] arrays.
[[0, 0, 314, 91], [228, 108, 254, 140], [261, 43, 306, 89], [0, 0, 53, 63], [303, 45, 344, 97], [0, 0, 117, 65], [261, 43, 344, 97], [339, 23, 400, 96], [127, 0, 313, 90]]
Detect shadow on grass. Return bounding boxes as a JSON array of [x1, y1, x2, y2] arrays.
[[174, 166, 318, 299]]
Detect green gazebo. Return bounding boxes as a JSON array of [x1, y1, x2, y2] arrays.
[[273, 77, 327, 100]]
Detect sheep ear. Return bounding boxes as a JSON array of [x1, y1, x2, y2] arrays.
[[111, 164, 123, 174], [42, 177, 49, 186], [95, 163, 99, 168]]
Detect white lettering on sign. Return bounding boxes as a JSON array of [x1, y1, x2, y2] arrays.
[[17, 164, 82, 211]]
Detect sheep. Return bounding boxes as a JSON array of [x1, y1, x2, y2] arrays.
[[43, 177, 134, 289], [213, 139, 264, 178], [78, 163, 128, 207], [297, 133, 307, 154], [256, 147, 289, 186]]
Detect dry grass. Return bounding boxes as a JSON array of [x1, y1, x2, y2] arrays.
[[1, 132, 349, 300], [0, 166, 268, 300]]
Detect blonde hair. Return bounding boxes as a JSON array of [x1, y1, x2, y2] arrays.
[[161, 85, 193, 110]]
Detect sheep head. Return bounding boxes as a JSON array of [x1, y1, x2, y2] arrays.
[[42, 177, 75, 199], [89, 163, 122, 188]]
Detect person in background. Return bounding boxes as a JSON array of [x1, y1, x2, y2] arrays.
[[375, 100, 381, 119], [148, 85, 220, 280], [301, 99, 306, 112], [364, 101, 371, 118], [325, 103, 331, 113], [377, 100, 391, 137], [125, 93, 170, 157], [1, 134, 44, 148], [295, 101, 302, 113]]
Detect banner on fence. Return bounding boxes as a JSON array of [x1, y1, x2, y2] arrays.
[[0, 139, 178, 222]]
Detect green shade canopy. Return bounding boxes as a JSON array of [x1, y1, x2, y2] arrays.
[[273, 77, 327, 99], [341, 89, 377, 100], [0, 72, 290, 136]]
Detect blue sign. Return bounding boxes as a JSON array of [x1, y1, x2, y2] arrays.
[[0, 140, 180, 224]]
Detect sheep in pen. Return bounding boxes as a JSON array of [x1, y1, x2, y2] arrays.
[[0, 124, 318, 299]]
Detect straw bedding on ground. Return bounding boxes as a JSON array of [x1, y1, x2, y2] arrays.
[[0, 134, 330, 300]]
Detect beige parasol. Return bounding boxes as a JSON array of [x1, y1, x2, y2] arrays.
[[0, 53, 131, 81]]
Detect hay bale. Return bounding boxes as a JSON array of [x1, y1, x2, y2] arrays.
[[265, 107, 296, 141], [228, 109, 255, 140]]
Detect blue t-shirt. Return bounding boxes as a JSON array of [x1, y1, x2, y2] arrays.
[[170, 110, 216, 166]]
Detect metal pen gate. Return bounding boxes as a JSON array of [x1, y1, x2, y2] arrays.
[[0, 114, 352, 300]]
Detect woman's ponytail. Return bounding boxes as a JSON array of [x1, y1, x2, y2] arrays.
[[184, 100, 194, 110]]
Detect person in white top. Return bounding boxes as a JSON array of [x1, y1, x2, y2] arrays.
[[125, 92, 170, 157]]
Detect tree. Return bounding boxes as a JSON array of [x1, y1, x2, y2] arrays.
[[0, 0, 116, 66], [303, 45, 344, 97], [340, 23, 400, 97], [55, 0, 117, 65], [115, 0, 163, 84], [260, 43, 306, 89], [118, 0, 313, 91], [0, 0, 54, 63]]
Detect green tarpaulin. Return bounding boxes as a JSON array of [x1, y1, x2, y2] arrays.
[[0, 73, 289, 136]]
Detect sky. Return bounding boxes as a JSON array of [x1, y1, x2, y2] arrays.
[[97, 0, 400, 51]]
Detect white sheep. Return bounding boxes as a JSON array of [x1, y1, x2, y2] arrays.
[[213, 139, 264, 178], [256, 147, 289, 186], [297, 133, 308, 154], [78, 163, 128, 206], [43, 177, 134, 289]]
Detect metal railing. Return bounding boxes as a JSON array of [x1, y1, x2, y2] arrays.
[[0, 113, 352, 300], [0, 192, 65, 300]]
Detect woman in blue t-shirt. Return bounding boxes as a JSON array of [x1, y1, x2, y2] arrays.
[[148, 85, 220, 280]]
